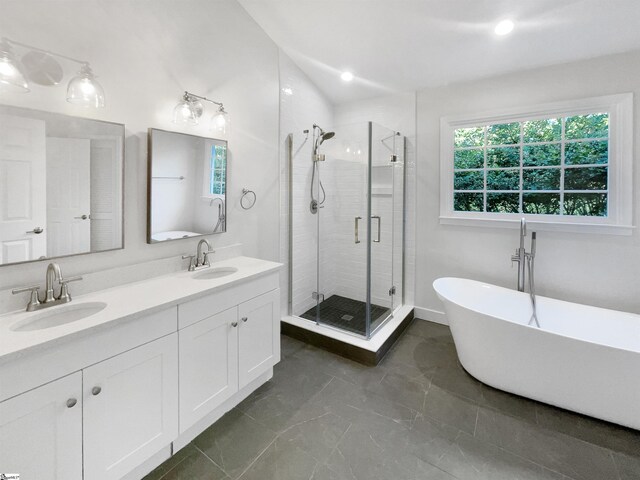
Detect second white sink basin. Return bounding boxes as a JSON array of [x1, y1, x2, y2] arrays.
[[11, 302, 107, 332], [192, 267, 239, 280]]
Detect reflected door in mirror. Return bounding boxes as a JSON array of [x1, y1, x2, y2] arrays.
[[0, 114, 47, 263], [47, 137, 91, 257]]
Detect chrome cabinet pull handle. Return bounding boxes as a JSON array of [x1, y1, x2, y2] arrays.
[[242, 317, 248, 322], [354, 217, 362, 244], [66, 398, 77, 408], [372, 215, 381, 243], [231, 322, 238, 327], [26, 227, 44, 234], [74, 214, 89, 220], [92, 386, 102, 396]]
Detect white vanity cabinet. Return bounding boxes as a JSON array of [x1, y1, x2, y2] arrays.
[[83, 334, 178, 480], [0, 257, 281, 480], [0, 372, 83, 480], [178, 284, 280, 434]]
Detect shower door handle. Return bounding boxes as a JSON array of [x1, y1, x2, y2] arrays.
[[354, 217, 362, 244], [372, 216, 381, 243]]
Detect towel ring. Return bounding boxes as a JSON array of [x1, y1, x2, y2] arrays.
[[240, 188, 257, 210]]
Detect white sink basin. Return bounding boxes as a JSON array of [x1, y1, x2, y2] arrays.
[[11, 302, 107, 332], [192, 267, 239, 280]]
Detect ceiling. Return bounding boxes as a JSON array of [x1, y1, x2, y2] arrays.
[[239, 0, 640, 104]]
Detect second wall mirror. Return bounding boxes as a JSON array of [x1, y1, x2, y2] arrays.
[[147, 129, 227, 243]]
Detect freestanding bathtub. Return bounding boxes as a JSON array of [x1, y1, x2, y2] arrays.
[[433, 277, 640, 430]]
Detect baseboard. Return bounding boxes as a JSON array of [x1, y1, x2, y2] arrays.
[[414, 306, 448, 325]]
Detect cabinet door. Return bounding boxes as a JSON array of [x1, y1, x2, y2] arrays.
[[179, 307, 239, 433], [0, 372, 82, 480], [238, 289, 280, 389], [83, 334, 178, 480]]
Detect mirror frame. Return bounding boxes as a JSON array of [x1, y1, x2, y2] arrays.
[[146, 128, 228, 244], [0, 105, 125, 267]]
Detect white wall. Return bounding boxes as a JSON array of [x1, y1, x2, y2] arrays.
[[0, 1, 280, 298], [416, 50, 640, 321]]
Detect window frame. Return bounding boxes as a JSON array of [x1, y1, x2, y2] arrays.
[[439, 93, 634, 235]]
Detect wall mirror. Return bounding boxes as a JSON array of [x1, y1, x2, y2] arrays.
[[147, 129, 227, 243], [0, 105, 124, 266]]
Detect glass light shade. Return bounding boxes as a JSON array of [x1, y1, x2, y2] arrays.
[[67, 64, 105, 107], [173, 99, 197, 125], [211, 107, 229, 135], [0, 44, 29, 93]]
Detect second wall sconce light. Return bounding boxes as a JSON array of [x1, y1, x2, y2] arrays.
[[173, 90, 229, 135]]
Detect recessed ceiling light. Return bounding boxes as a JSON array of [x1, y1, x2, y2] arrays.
[[494, 19, 515, 36], [340, 71, 354, 82], [281, 87, 293, 96]]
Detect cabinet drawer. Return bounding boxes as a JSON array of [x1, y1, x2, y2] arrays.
[[178, 272, 278, 329], [0, 307, 177, 403]]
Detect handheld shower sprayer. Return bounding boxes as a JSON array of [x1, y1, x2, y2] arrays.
[[310, 124, 335, 214]]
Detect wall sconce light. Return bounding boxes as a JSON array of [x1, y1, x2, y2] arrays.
[[0, 41, 29, 93], [0, 37, 105, 108], [67, 63, 105, 108], [173, 91, 229, 135]]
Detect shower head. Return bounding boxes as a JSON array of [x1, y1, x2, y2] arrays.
[[321, 131, 335, 141], [318, 131, 335, 146]]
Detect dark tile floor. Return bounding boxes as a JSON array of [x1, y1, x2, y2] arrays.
[[300, 295, 390, 335], [144, 320, 640, 480]]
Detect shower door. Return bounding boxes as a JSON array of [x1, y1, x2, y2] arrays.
[[314, 122, 372, 336]]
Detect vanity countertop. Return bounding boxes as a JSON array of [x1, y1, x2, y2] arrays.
[[0, 256, 282, 364]]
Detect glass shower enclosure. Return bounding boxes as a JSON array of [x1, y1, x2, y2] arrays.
[[288, 121, 405, 339]]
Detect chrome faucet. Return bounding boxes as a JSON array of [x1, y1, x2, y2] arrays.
[[45, 262, 62, 302], [12, 262, 83, 312], [510, 218, 540, 327], [511, 218, 528, 292], [183, 239, 215, 272], [209, 198, 226, 233]]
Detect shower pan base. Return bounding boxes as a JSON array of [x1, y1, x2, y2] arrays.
[[299, 295, 390, 336], [282, 305, 415, 365]]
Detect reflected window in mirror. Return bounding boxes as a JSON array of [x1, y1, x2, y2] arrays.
[[0, 105, 124, 267], [148, 129, 227, 243]]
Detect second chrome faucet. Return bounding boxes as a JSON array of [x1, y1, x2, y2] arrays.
[[183, 239, 215, 272]]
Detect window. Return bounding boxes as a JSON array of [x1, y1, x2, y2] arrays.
[[202, 141, 226, 199], [209, 144, 226, 195], [440, 94, 633, 234]]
